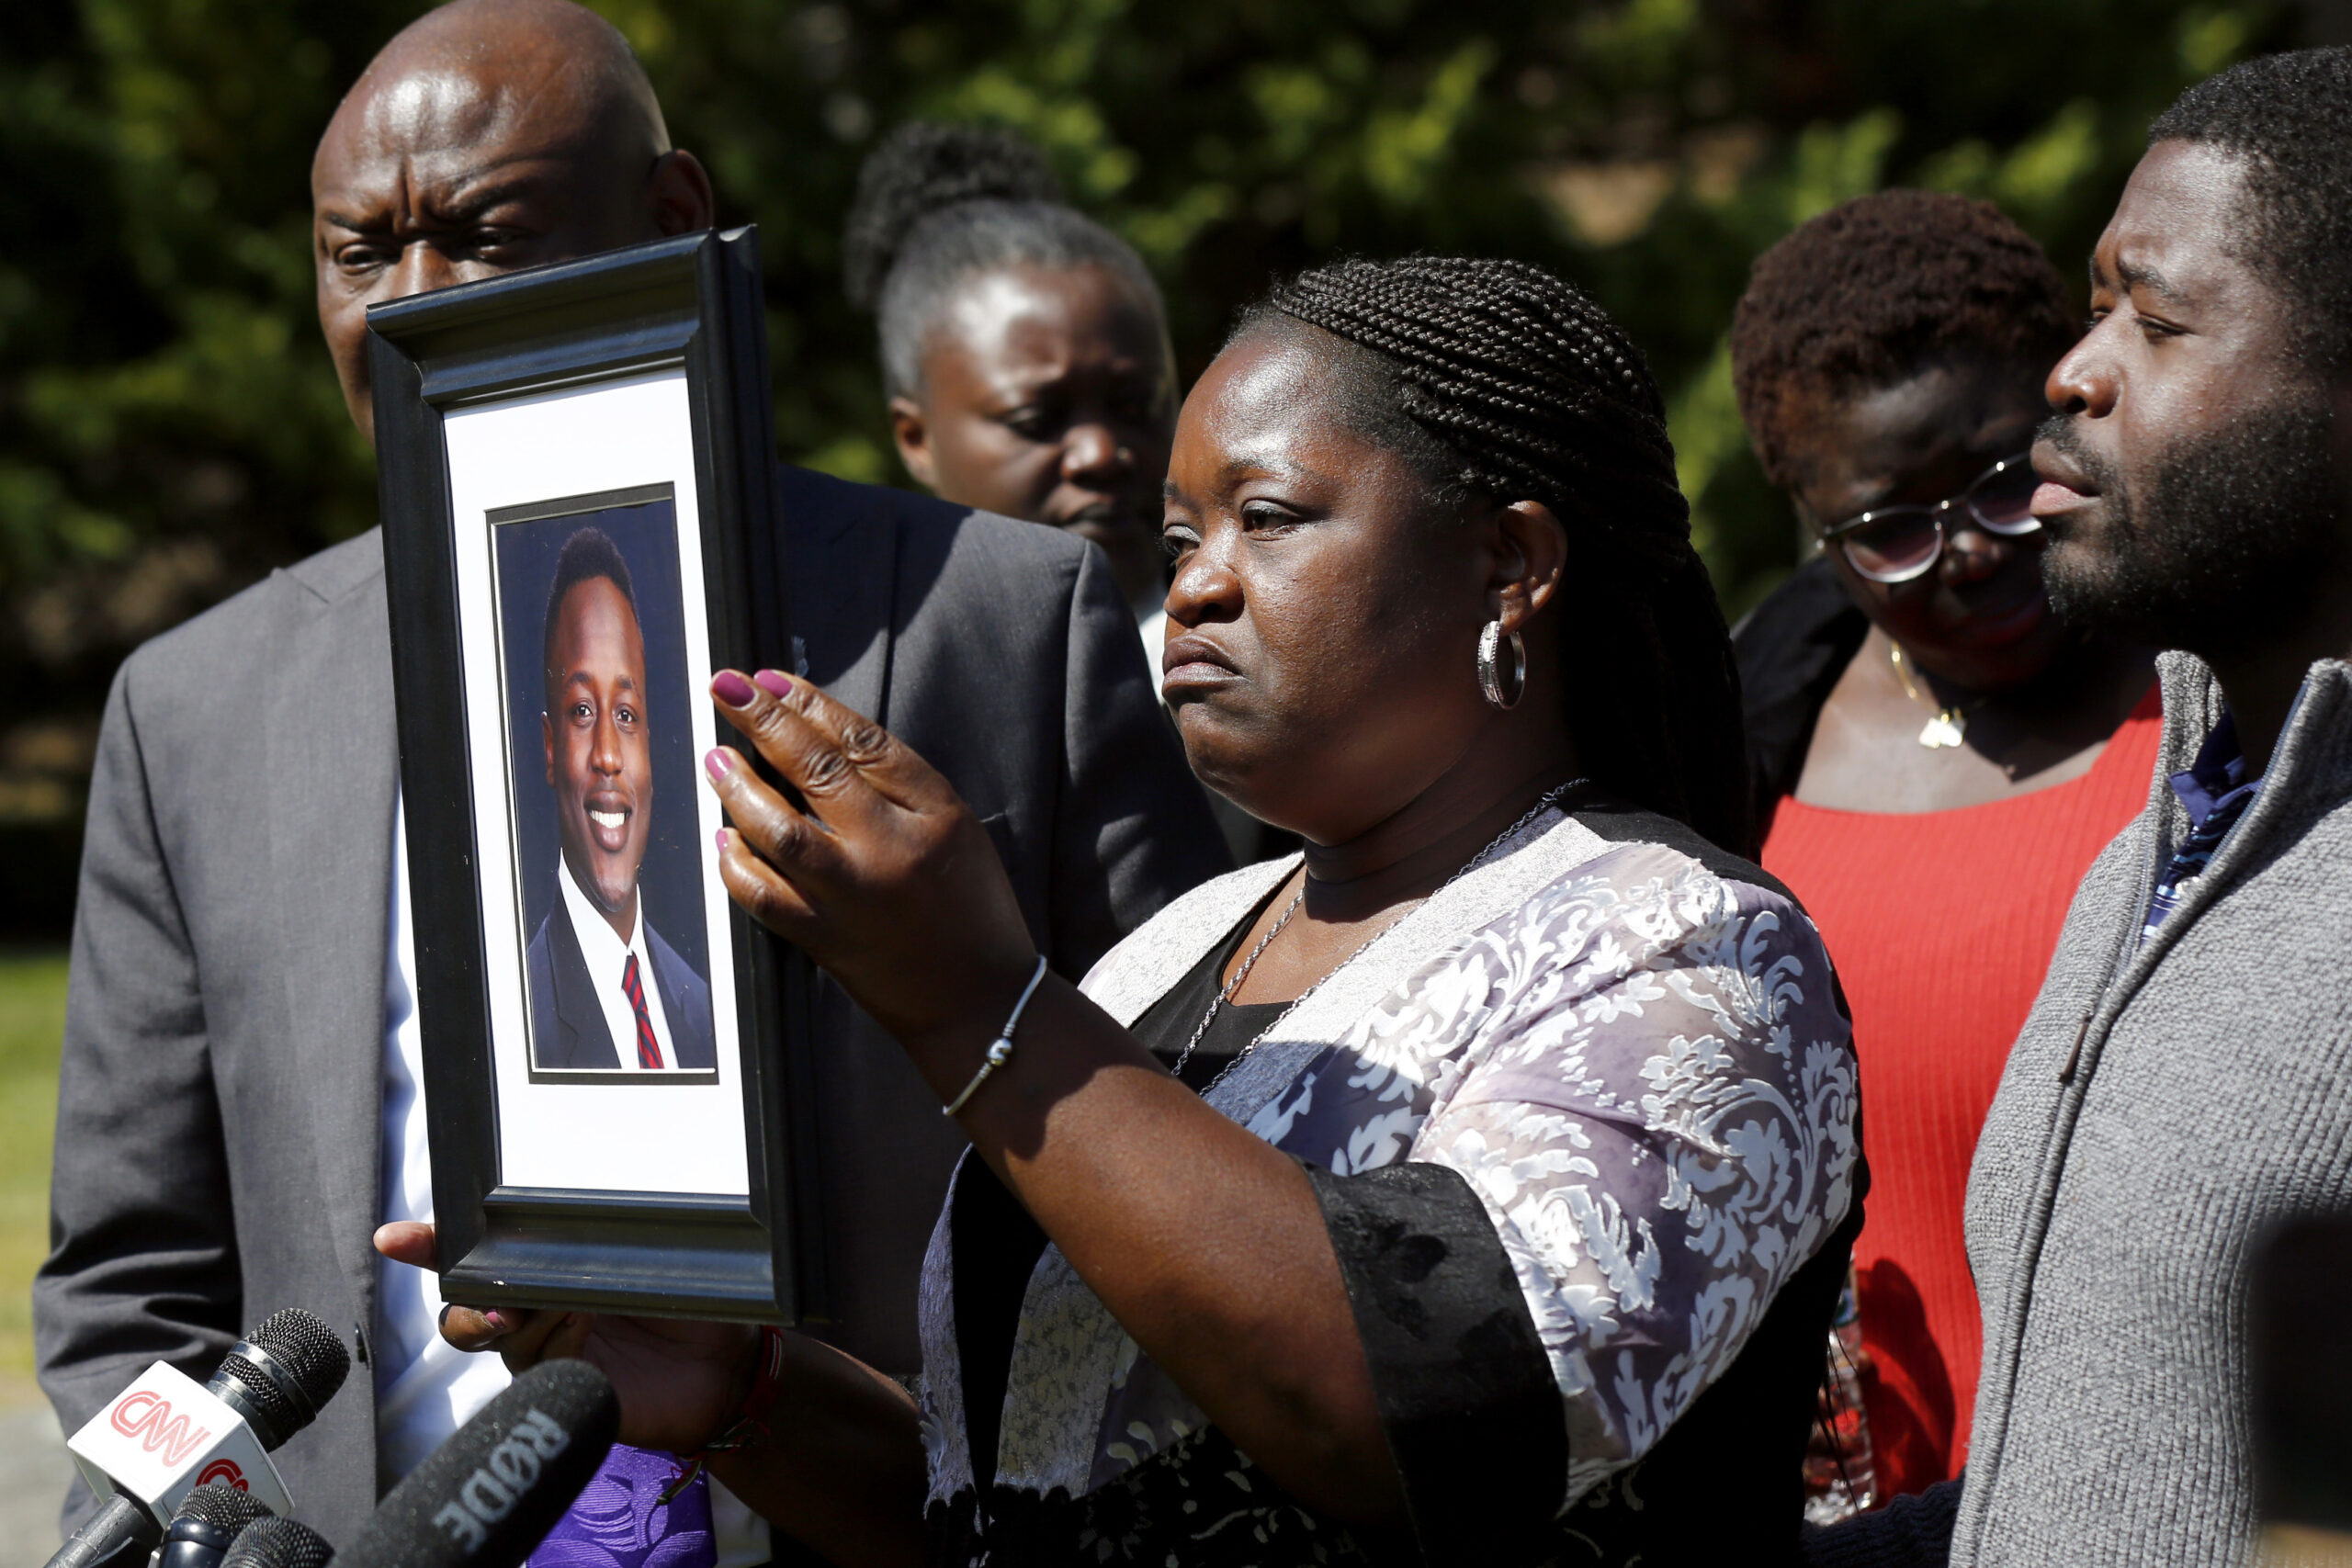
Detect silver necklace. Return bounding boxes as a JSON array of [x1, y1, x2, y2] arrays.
[[1170, 777, 1589, 1089]]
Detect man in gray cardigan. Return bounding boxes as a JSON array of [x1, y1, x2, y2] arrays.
[[33, 0, 1225, 1551], [1809, 47, 2352, 1568]]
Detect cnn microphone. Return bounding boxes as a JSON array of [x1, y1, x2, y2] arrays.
[[50, 1309, 352, 1568], [158, 1483, 275, 1568], [220, 1517, 334, 1568], [336, 1360, 617, 1568]]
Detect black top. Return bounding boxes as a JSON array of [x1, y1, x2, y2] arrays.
[[1732, 555, 1870, 835], [1129, 909, 1295, 1088], [951, 903, 1285, 1500]]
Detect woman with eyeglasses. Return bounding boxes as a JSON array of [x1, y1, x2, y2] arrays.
[[1727, 190, 2157, 1508]]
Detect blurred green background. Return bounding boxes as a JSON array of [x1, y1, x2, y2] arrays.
[[0, 0, 2339, 1397], [0, 956, 64, 1401], [0, 0, 2330, 944]]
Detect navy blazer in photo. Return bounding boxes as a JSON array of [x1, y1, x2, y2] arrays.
[[524, 888, 715, 1072]]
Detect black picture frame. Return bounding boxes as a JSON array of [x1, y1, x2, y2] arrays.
[[368, 227, 827, 1325]]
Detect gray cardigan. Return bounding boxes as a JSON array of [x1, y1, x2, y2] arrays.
[[1810, 651, 2352, 1567]]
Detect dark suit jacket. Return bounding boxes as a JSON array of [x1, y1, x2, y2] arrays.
[[35, 464, 1228, 1541], [1727, 555, 1869, 839], [524, 892, 715, 1071]]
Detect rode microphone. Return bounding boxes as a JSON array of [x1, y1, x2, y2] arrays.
[[158, 1483, 276, 1568], [50, 1310, 352, 1568], [220, 1517, 334, 1568], [336, 1360, 617, 1568]]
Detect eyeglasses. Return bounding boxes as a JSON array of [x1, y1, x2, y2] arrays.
[[1817, 452, 2041, 584]]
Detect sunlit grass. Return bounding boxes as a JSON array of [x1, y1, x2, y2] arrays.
[[0, 954, 64, 1406]]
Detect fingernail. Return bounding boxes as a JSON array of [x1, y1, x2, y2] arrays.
[[710, 670, 756, 705], [482, 1310, 505, 1332], [704, 748, 734, 782], [752, 669, 792, 698], [714, 828, 729, 852]]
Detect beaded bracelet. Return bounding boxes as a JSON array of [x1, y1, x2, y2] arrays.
[[661, 1324, 788, 1503], [941, 954, 1050, 1117]]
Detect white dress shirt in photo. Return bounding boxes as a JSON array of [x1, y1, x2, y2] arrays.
[[556, 852, 679, 1069]]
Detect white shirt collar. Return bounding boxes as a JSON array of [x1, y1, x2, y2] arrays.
[[556, 853, 677, 1069]]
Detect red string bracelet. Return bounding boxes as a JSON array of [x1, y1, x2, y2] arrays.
[[661, 1325, 787, 1504]]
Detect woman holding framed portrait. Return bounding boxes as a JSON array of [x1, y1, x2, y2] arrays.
[[387, 254, 1860, 1568]]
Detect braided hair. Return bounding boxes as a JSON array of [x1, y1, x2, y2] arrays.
[[842, 123, 1165, 398], [1243, 255, 1753, 855]]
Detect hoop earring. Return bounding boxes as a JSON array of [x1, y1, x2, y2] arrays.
[[1477, 620, 1526, 710]]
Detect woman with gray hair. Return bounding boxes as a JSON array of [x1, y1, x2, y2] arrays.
[[846, 123, 1177, 630]]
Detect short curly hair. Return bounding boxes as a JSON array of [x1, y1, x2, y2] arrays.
[[541, 526, 637, 706], [1730, 189, 2075, 486], [2149, 46, 2352, 371]]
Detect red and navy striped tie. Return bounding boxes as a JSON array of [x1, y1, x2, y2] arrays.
[[620, 953, 664, 1069]]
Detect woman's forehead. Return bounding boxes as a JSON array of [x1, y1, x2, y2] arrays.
[[937, 265, 1163, 359], [1184, 330, 1350, 443], [1788, 361, 2041, 502], [1170, 331, 1438, 510]]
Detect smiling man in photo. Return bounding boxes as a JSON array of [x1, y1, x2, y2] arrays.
[[525, 525, 713, 1073]]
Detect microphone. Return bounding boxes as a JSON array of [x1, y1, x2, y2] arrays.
[[51, 1310, 352, 1568], [220, 1517, 335, 1568], [158, 1483, 276, 1568], [200, 1309, 350, 1451], [336, 1360, 617, 1568]]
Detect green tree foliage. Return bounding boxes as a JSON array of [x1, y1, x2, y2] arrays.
[[0, 0, 2293, 932]]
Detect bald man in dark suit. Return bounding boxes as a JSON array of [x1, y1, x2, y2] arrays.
[[34, 1, 1226, 1554]]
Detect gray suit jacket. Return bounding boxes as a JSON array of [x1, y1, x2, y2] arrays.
[[35, 463, 1227, 1543], [524, 893, 716, 1072]]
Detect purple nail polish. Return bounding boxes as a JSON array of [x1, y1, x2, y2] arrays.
[[714, 828, 729, 852], [704, 748, 734, 782], [752, 669, 792, 698], [710, 670, 756, 705]]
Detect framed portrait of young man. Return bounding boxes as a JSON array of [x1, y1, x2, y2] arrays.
[[368, 227, 824, 1324]]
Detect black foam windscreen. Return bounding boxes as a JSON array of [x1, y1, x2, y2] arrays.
[[336, 1360, 618, 1568], [170, 1484, 273, 1534], [219, 1518, 334, 1568]]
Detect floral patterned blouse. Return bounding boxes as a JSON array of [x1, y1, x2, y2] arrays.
[[915, 796, 1863, 1567]]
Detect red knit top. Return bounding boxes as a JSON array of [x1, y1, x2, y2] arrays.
[[1759, 685, 2164, 1501]]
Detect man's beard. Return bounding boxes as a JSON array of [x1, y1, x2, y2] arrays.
[[2039, 398, 2346, 661]]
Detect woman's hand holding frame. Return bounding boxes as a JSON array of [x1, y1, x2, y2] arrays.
[[702, 669, 1043, 1075], [698, 666, 1411, 1529], [376, 1216, 930, 1568]]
